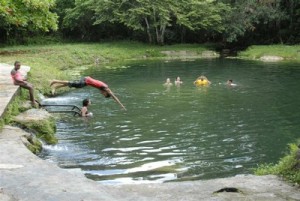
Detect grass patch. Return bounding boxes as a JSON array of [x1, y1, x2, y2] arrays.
[[1, 96, 24, 125], [25, 135, 43, 154], [238, 45, 300, 61], [24, 118, 57, 145], [254, 142, 300, 185]]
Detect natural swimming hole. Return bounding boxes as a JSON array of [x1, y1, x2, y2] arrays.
[[39, 58, 300, 184]]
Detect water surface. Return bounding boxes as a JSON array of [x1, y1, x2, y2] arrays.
[[40, 59, 300, 184]]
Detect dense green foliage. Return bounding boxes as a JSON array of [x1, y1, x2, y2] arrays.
[[88, 0, 229, 45], [222, 0, 284, 43], [255, 143, 300, 185], [1, 0, 300, 46], [0, 0, 58, 44]]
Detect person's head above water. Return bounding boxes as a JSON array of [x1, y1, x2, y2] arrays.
[[227, 80, 233, 84], [82, 98, 91, 106]]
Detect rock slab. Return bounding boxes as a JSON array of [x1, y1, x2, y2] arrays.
[[0, 125, 299, 201]]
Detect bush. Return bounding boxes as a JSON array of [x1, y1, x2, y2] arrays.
[[254, 142, 300, 185]]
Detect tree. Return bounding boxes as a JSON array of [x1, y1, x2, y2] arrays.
[[92, 0, 174, 44], [54, 0, 75, 28], [221, 0, 285, 43], [62, 0, 94, 40], [277, 0, 300, 43], [175, 0, 229, 32], [90, 0, 229, 45], [0, 0, 58, 42], [174, 0, 230, 43]]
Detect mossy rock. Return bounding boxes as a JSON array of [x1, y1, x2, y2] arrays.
[[23, 135, 43, 154], [14, 109, 57, 145], [25, 119, 57, 144]]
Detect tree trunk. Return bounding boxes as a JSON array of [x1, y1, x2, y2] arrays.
[[181, 27, 186, 43], [155, 24, 166, 45], [144, 17, 152, 44], [160, 25, 166, 45], [155, 26, 160, 44], [155, 27, 162, 45]]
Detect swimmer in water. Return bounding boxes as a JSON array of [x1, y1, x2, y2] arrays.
[[227, 79, 237, 86], [163, 78, 173, 92], [81, 98, 93, 117], [174, 76, 183, 87], [164, 78, 173, 87]]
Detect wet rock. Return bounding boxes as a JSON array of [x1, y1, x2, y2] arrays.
[[201, 50, 219, 58], [214, 187, 241, 193], [1, 126, 300, 201], [161, 50, 219, 59], [260, 56, 284, 62], [14, 108, 57, 145], [14, 108, 51, 122]]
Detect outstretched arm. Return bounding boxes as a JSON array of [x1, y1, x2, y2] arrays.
[[107, 88, 127, 111]]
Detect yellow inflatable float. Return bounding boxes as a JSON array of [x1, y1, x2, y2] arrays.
[[194, 79, 209, 86]]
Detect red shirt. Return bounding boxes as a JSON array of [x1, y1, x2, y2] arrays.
[[85, 76, 108, 88], [11, 69, 24, 84]]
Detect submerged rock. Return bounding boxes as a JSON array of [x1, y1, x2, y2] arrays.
[[161, 50, 219, 59], [260, 55, 284, 62]]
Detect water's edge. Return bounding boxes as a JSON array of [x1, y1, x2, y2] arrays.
[[1, 125, 299, 201]]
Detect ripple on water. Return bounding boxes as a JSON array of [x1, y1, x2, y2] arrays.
[[102, 147, 153, 152], [136, 140, 162, 144], [119, 137, 140, 141], [40, 60, 300, 184]]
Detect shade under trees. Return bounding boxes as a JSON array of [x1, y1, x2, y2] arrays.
[[0, 0, 58, 43], [1, 0, 300, 46]]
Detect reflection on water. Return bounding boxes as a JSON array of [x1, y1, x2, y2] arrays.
[[39, 59, 300, 184]]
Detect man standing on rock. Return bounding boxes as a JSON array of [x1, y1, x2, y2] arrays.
[[11, 61, 37, 107]]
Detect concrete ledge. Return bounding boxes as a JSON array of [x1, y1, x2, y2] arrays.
[[0, 63, 30, 119], [1, 125, 300, 201]]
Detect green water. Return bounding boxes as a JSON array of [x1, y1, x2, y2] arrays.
[[40, 59, 300, 184]]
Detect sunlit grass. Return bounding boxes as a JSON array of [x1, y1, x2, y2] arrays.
[[0, 41, 211, 95], [238, 45, 300, 61], [254, 142, 300, 185]]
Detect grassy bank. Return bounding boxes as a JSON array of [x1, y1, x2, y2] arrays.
[[1, 42, 300, 95], [255, 142, 300, 185], [238, 45, 300, 61], [0, 41, 213, 95]]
